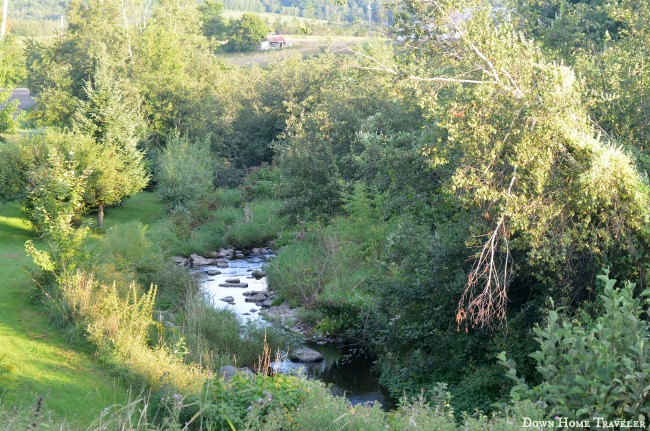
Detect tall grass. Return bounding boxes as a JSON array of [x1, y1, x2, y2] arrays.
[[58, 271, 207, 392], [266, 237, 328, 307], [181, 290, 296, 371], [215, 188, 243, 208], [226, 200, 288, 249]]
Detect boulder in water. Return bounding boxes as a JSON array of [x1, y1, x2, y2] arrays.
[[219, 282, 249, 288], [251, 269, 266, 279], [289, 347, 324, 363]]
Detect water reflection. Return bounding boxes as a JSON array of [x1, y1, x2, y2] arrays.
[[274, 343, 395, 410]]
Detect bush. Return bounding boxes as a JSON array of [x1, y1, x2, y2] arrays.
[[0, 139, 38, 201], [156, 135, 215, 217], [501, 269, 650, 422], [240, 164, 283, 201]]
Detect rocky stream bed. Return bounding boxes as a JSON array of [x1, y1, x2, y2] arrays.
[[172, 248, 395, 409]]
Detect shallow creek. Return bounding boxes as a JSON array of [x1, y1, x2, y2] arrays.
[[197, 253, 395, 410]]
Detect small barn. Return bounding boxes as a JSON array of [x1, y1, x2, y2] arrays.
[[266, 35, 287, 49]]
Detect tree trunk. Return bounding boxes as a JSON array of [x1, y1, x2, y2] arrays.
[[97, 203, 104, 229], [1, 0, 9, 39]]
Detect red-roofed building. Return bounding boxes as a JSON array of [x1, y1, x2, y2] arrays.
[[265, 34, 287, 49]]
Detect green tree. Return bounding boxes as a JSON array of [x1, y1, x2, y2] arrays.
[[72, 59, 149, 228], [199, 0, 229, 40], [155, 134, 215, 215], [518, 0, 650, 172], [384, 0, 649, 330], [224, 13, 269, 52], [0, 36, 26, 135], [25, 148, 90, 273], [352, 0, 650, 410]]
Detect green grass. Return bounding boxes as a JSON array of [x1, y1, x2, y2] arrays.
[[97, 192, 163, 229], [83, 192, 163, 241], [0, 201, 129, 428]]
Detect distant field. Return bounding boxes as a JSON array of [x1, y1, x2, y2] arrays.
[[217, 35, 371, 67], [223, 9, 328, 26]]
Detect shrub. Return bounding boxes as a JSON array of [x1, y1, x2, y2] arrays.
[[156, 135, 215, 216], [240, 164, 283, 201], [24, 149, 90, 272], [500, 269, 650, 422], [213, 163, 246, 189], [0, 139, 38, 201]]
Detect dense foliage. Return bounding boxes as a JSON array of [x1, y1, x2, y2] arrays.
[[1, 0, 649, 427]]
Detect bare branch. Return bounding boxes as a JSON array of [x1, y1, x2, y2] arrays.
[[344, 44, 497, 85], [457, 167, 517, 331]]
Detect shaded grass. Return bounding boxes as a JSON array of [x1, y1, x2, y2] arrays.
[[0, 201, 129, 428], [87, 192, 163, 233]]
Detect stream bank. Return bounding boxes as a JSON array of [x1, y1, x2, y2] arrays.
[[182, 249, 395, 410]]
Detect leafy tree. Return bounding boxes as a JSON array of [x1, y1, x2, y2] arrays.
[[0, 36, 26, 135], [25, 148, 90, 273], [156, 134, 215, 215], [224, 13, 269, 52], [326, 0, 650, 410], [199, 0, 229, 40], [518, 0, 650, 172], [384, 0, 649, 330], [274, 46, 422, 219], [72, 59, 149, 228], [0, 36, 26, 87]]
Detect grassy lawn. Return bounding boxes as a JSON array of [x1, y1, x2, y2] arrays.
[[91, 191, 162, 230], [0, 192, 162, 427]]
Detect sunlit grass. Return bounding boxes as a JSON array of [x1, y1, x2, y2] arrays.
[[0, 200, 130, 427]]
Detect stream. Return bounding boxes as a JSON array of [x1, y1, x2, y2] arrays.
[[198, 252, 395, 410]]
